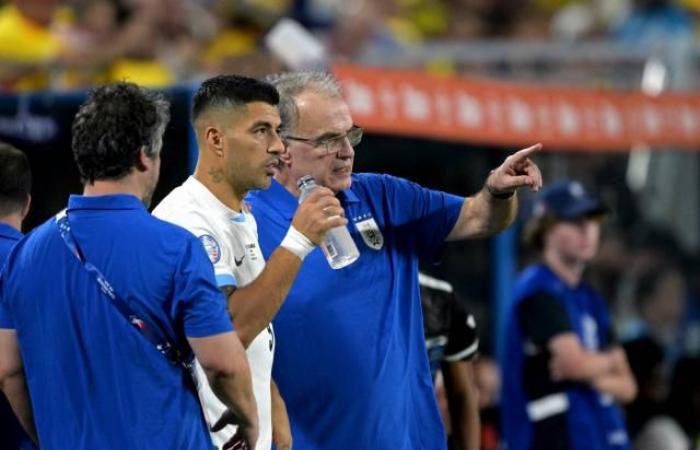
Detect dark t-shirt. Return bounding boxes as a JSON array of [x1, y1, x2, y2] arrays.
[[420, 273, 479, 379], [516, 290, 618, 450]]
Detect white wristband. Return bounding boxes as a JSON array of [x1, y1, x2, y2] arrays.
[[280, 226, 315, 260]]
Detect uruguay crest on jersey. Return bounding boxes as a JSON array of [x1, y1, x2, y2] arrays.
[[354, 214, 384, 250]]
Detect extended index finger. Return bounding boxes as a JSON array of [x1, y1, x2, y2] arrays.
[[510, 143, 542, 162]]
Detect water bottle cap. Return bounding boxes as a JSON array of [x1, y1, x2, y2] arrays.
[[297, 175, 316, 189]]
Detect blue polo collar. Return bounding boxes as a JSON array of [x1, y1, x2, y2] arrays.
[[339, 184, 360, 205], [264, 178, 360, 219], [0, 222, 22, 241], [67, 194, 147, 212]]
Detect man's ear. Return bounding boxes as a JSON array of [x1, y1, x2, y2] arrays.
[[135, 145, 154, 172], [205, 127, 225, 158], [20, 194, 31, 220]]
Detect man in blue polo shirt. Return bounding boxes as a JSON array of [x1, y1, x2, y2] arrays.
[[0, 83, 258, 450], [246, 71, 543, 450], [0, 142, 35, 450]]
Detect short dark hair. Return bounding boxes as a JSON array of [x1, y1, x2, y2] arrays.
[[0, 143, 31, 216], [192, 75, 279, 121], [72, 82, 170, 183]]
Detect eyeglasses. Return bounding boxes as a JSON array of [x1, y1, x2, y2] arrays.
[[282, 126, 363, 155]]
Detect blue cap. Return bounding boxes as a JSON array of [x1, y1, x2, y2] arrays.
[[531, 179, 608, 221]]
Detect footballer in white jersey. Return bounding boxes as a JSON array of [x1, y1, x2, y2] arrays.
[[153, 176, 274, 450]]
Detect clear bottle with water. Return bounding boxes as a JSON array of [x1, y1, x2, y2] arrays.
[[297, 175, 360, 269]]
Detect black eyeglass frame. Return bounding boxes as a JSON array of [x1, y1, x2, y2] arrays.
[[282, 125, 363, 154]]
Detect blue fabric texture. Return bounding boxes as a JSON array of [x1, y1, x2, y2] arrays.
[[500, 264, 630, 450], [247, 174, 464, 450], [0, 194, 232, 450], [0, 222, 36, 450]]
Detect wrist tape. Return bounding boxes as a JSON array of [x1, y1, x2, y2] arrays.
[[280, 226, 315, 260]]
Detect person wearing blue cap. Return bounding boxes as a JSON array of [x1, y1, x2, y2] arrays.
[[500, 179, 638, 450]]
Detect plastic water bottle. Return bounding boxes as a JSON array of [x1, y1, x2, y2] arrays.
[[297, 175, 360, 269]]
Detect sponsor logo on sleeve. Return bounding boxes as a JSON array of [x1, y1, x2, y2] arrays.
[[198, 234, 221, 264]]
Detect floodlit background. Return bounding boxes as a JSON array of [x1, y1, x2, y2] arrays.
[[1, 0, 699, 448]]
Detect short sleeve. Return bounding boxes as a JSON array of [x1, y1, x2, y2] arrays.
[[192, 231, 237, 289], [382, 175, 464, 262], [444, 301, 479, 362], [153, 205, 237, 289], [517, 292, 572, 346], [175, 235, 234, 338], [0, 270, 14, 329]]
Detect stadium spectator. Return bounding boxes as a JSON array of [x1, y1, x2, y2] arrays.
[[665, 357, 700, 448], [0, 0, 67, 91], [623, 337, 687, 450], [621, 263, 700, 369]]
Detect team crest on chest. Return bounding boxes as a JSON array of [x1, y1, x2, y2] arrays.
[[354, 214, 384, 250]]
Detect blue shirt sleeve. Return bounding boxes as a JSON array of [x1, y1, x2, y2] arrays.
[[174, 235, 234, 338], [0, 269, 14, 329], [382, 175, 464, 262]]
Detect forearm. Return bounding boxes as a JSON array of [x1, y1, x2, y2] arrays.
[[443, 362, 480, 450], [1, 372, 38, 444], [271, 380, 292, 450], [448, 390, 480, 450], [549, 334, 617, 382], [592, 372, 637, 404], [206, 364, 258, 431], [475, 188, 518, 236], [447, 190, 517, 240], [229, 247, 301, 347], [555, 350, 616, 382], [592, 347, 637, 403]]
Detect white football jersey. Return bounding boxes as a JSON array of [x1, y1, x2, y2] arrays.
[[153, 176, 274, 450]]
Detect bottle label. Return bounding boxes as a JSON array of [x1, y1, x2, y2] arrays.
[[324, 241, 338, 258]]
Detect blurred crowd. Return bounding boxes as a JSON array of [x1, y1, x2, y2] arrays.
[[0, 0, 699, 91], [591, 221, 700, 449]]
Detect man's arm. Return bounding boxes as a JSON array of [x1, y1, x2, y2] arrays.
[[447, 143, 542, 240], [590, 346, 637, 404], [0, 329, 38, 445], [271, 380, 292, 450], [189, 331, 259, 449], [519, 292, 621, 385], [548, 333, 619, 382], [228, 187, 346, 348], [441, 360, 479, 450]]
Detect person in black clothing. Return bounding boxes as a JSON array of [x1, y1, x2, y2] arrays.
[[420, 272, 479, 450]]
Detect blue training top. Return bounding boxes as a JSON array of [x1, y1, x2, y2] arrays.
[[0, 194, 233, 450], [500, 264, 630, 450], [247, 174, 464, 450], [0, 222, 22, 266], [0, 222, 36, 450]]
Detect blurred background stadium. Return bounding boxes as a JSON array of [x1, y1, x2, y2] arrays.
[[1, 0, 700, 448]]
